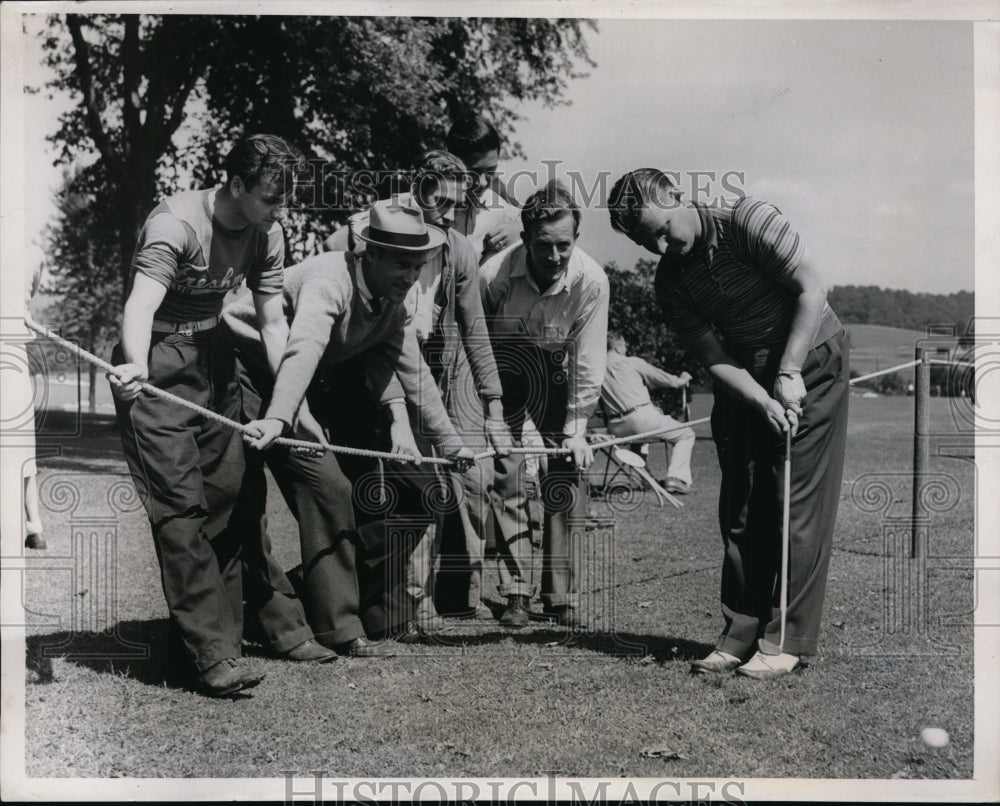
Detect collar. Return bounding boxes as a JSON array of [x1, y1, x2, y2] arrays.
[[692, 203, 718, 252], [352, 254, 378, 310], [511, 245, 579, 296]]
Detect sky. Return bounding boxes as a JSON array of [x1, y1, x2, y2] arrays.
[[503, 19, 974, 293], [19, 16, 975, 293]]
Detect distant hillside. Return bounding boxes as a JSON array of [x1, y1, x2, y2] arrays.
[[845, 324, 929, 380], [829, 285, 973, 335]]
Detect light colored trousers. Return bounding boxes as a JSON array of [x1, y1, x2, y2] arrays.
[[607, 404, 696, 485]]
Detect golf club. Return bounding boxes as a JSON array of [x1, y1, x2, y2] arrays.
[[779, 424, 792, 653]]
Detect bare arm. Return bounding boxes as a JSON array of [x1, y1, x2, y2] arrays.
[[252, 291, 289, 378], [684, 329, 795, 435], [769, 250, 826, 415], [109, 274, 168, 400], [774, 249, 827, 373]]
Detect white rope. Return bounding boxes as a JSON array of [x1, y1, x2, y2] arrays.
[[848, 359, 921, 385], [29, 316, 950, 469]]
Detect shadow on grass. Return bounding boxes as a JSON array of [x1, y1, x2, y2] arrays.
[[394, 625, 714, 662], [26, 618, 217, 695], [36, 410, 126, 472]]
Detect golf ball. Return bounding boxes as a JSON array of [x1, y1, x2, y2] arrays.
[[921, 727, 950, 748]]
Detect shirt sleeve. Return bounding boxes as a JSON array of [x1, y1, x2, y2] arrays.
[[631, 356, 680, 389], [563, 274, 610, 438], [732, 197, 807, 283], [452, 234, 503, 400], [131, 213, 190, 288], [477, 250, 504, 318], [246, 223, 285, 295], [264, 271, 349, 427], [373, 314, 460, 449]]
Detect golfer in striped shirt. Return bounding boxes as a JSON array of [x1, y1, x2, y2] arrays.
[[609, 169, 849, 679]]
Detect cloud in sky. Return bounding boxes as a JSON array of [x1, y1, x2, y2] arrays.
[[505, 19, 974, 294]]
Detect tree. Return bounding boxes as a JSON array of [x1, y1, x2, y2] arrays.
[[36, 13, 596, 285], [604, 259, 701, 417], [42, 164, 122, 413]]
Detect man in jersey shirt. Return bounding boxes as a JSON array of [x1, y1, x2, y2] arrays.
[[109, 135, 335, 698]]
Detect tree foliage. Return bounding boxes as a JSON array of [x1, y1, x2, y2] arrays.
[[603, 260, 702, 415], [42, 163, 122, 412], [36, 13, 596, 286], [827, 285, 973, 335]]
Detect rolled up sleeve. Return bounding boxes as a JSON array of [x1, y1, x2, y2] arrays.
[[563, 276, 610, 438]]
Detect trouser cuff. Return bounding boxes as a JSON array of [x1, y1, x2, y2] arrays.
[[193, 641, 241, 673], [498, 581, 535, 598], [314, 623, 365, 649], [540, 593, 579, 608], [717, 634, 756, 660], [270, 624, 315, 654], [759, 634, 818, 657]]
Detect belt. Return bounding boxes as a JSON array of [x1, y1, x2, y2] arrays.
[[607, 401, 654, 422], [151, 315, 221, 334]]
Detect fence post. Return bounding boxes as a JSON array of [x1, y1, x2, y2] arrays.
[[911, 346, 931, 558]]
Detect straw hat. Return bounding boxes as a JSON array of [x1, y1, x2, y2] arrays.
[[354, 195, 446, 251]]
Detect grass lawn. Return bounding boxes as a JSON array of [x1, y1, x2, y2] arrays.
[[17, 395, 976, 780]]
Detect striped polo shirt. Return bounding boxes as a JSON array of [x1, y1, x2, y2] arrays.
[[654, 197, 840, 350]]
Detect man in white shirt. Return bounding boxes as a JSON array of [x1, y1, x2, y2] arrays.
[[480, 180, 609, 628], [600, 330, 696, 493]]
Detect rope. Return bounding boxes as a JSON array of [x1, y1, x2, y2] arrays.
[[26, 316, 952, 468], [848, 359, 921, 385], [23, 316, 451, 466]]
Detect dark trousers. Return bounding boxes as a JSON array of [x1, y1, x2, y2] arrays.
[[711, 330, 849, 657], [236, 362, 366, 649], [310, 358, 415, 639], [113, 330, 264, 671], [490, 339, 587, 607]]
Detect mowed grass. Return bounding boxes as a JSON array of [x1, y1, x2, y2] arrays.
[[20, 395, 975, 779]]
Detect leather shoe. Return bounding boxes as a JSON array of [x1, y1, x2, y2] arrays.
[[24, 533, 47, 550], [414, 613, 447, 632], [335, 636, 397, 658], [442, 603, 494, 621], [735, 650, 802, 680], [284, 639, 337, 663], [542, 605, 586, 629], [662, 478, 691, 494], [499, 594, 531, 628], [690, 650, 742, 675], [196, 659, 265, 698], [394, 623, 424, 644]]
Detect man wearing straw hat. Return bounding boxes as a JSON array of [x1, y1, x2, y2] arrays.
[[608, 169, 849, 679], [108, 135, 329, 697], [224, 196, 474, 654], [327, 150, 512, 631]]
